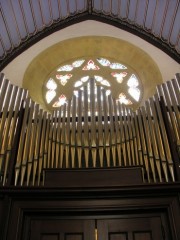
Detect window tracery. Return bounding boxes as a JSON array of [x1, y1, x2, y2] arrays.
[[44, 57, 142, 109]]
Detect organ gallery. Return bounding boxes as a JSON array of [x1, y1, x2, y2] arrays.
[[0, 1, 180, 239]]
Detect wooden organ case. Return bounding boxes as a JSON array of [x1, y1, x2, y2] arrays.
[[0, 72, 180, 240]]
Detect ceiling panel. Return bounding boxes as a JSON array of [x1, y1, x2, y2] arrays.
[[0, 0, 179, 69]]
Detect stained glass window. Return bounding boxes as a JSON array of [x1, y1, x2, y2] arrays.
[[56, 74, 72, 86], [111, 72, 127, 83], [72, 60, 85, 67], [57, 65, 73, 72], [74, 81, 83, 87], [45, 57, 142, 109], [110, 63, 127, 69], [127, 74, 140, 101], [101, 80, 110, 86], [106, 90, 111, 96], [73, 90, 79, 97], [97, 58, 110, 66], [118, 93, 132, 105], [46, 78, 57, 90], [127, 74, 139, 87], [94, 75, 103, 82], [81, 76, 89, 82], [128, 88, 140, 101], [46, 90, 56, 103], [82, 60, 100, 70], [52, 95, 66, 107]]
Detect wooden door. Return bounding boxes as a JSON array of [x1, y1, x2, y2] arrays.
[[29, 216, 168, 240], [97, 217, 165, 240], [29, 219, 95, 240]]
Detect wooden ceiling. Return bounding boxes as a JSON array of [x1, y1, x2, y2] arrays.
[[0, 0, 180, 70]]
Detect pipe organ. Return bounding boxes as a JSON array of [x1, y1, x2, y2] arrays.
[[0, 72, 179, 187]]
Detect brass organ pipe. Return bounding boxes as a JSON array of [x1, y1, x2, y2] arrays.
[[51, 111, 57, 168], [113, 98, 122, 166], [60, 103, 67, 168], [71, 96, 76, 168], [64, 104, 69, 168], [0, 73, 5, 111], [20, 100, 35, 186], [174, 74, 180, 105], [38, 111, 48, 185], [15, 98, 31, 186], [127, 108, 135, 166], [7, 89, 28, 151], [102, 88, 109, 145], [55, 108, 61, 168], [47, 113, 53, 168], [141, 106, 156, 182], [56, 106, 64, 168], [0, 83, 13, 151], [65, 100, 71, 168], [122, 105, 131, 166], [167, 80, 180, 119], [175, 73, 180, 86], [83, 85, 90, 167], [153, 95, 175, 182], [145, 100, 162, 182], [149, 97, 168, 182], [130, 109, 139, 166], [90, 78, 96, 147], [166, 81, 180, 139], [118, 102, 127, 166], [97, 85, 104, 167], [90, 79, 97, 167], [32, 109, 43, 185], [108, 95, 116, 167], [0, 77, 9, 113], [137, 109, 150, 182], [3, 88, 25, 185], [0, 73, 5, 91], [157, 84, 180, 143], [0, 73, 179, 186], [0, 86, 18, 172], [77, 90, 83, 167], [133, 112, 142, 166], [71, 96, 76, 145], [27, 104, 39, 186], [83, 85, 89, 146], [171, 78, 180, 156], [44, 113, 51, 169], [102, 89, 110, 167], [0, 84, 16, 184], [155, 90, 176, 162]]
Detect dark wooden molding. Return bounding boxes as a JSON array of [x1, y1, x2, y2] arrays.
[[0, 183, 180, 240], [44, 167, 143, 187], [1, 182, 180, 198]]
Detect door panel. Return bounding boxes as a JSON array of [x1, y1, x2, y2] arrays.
[[133, 232, 152, 240], [29, 216, 165, 240], [30, 219, 95, 240], [41, 235, 59, 240], [97, 217, 163, 240], [109, 232, 128, 240]]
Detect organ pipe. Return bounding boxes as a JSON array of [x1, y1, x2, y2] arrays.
[[0, 73, 179, 186]]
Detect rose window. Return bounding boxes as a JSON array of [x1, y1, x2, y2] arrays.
[[44, 57, 142, 110]]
